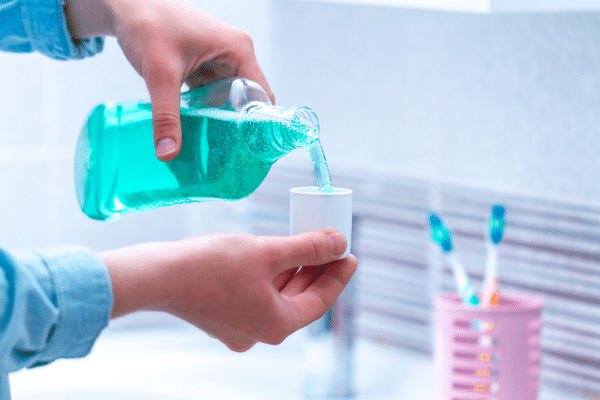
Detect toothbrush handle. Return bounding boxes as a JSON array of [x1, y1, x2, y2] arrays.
[[481, 278, 499, 307], [482, 243, 500, 307], [448, 254, 479, 305], [484, 243, 498, 284], [448, 254, 468, 289]]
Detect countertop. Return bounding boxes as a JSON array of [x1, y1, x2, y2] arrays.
[[10, 313, 582, 400]]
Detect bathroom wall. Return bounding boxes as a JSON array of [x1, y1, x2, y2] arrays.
[[266, 1, 600, 206]]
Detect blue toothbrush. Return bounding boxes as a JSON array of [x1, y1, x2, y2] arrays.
[[429, 213, 479, 306], [481, 204, 506, 307]]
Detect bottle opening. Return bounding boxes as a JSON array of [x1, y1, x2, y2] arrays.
[[289, 107, 319, 145], [240, 104, 320, 163]]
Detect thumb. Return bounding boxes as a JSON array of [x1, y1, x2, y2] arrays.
[[267, 230, 348, 277], [146, 73, 183, 162]]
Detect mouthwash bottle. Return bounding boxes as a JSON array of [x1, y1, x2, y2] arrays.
[[74, 77, 326, 221]]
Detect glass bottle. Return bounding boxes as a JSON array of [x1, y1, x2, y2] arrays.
[[74, 78, 320, 221]]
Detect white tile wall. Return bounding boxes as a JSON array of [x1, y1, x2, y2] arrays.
[[268, 2, 600, 206]]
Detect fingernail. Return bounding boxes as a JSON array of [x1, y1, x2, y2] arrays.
[[326, 230, 346, 256], [157, 137, 177, 157]]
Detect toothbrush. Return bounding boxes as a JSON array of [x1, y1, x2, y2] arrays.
[[481, 204, 505, 307], [429, 213, 479, 306]]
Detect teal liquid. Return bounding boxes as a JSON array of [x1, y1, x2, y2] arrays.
[[307, 141, 333, 193], [77, 104, 318, 220]]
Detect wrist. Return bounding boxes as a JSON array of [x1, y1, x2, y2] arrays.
[[64, 0, 116, 38], [100, 241, 176, 318]]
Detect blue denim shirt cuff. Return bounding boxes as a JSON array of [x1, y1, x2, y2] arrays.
[[34, 246, 112, 361], [21, 0, 104, 60]]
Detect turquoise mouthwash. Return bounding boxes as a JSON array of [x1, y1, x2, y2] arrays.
[[307, 141, 333, 193], [75, 77, 327, 221]]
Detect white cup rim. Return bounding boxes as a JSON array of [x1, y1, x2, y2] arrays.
[[289, 186, 352, 196]]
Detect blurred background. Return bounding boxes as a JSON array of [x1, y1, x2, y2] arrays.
[[2, 0, 600, 399]]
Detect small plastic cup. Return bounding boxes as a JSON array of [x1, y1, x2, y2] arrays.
[[434, 292, 544, 400], [290, 186, 353, 259]]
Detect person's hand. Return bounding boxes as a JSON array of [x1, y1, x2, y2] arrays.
[[100, 230, 357, 352], [65, 0, 274, 161]]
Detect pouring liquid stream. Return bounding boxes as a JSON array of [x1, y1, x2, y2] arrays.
[[306, 141, 333, 193]]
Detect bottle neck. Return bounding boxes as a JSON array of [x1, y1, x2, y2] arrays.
[[239, 103, 320, 163]]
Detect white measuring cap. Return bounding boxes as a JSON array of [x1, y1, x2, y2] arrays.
[[289, 186, 353, 259]]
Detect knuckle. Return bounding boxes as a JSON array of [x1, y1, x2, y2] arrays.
[[152, 112, 180, 135], [307, 236, 324, 262], [231, 28, 253, 47], [226, 340, 254, 353], [262, 325, 289, 346], [255, 237, 288, 266], [227, 29, 255, 59], [267, 246, 288, 265], [267, 335, 286, 346], [253, 306, 293, 345], [121, 11, 169, 53]]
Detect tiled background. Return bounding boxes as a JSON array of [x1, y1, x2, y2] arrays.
[[267, 2, 600, 203]]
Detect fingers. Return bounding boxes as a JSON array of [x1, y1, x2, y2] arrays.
[[279, 265, 325, 298], [285, 256, 357, 328], [193, 319, 257, 353], [263, 230, 348, 276], [147, 57, 273, 162], [145, 60, 183, 162], [272, 268, 299, 292], [183, 34, 275, 105], [237, 62, 275, 105], [184, 61, 225, 89], [214, 26, 275, 104]]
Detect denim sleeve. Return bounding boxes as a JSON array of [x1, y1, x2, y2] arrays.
[[0, 0, 103, 59], [0, 246, 113, 398]]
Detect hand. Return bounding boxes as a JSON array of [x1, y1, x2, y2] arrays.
[[100, 230, 357, 352], [65, 0, 275, 161]]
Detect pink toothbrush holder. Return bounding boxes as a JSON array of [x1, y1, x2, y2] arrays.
[[434, 292, 544, 400]]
